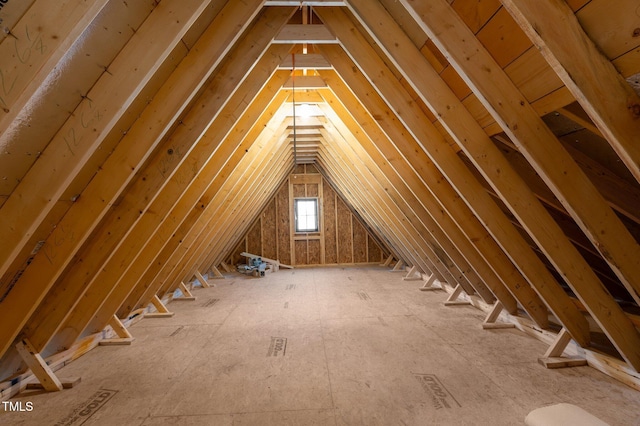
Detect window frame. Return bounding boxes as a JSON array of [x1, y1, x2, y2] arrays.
[[294, 197, 319, 233]]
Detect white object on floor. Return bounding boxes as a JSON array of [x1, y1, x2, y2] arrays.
[[525, 403, 609, 426]]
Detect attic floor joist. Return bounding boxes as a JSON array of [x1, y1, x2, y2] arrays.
[[2, 0, 640, 400]]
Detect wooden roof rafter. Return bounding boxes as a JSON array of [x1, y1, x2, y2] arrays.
[[343, 0, 640, 371]]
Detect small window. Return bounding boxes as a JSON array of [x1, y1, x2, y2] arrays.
[[294, 198, 319, 232]]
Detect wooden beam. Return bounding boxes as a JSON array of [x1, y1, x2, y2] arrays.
[[109, 111, 294, 320], [15, 338, 62, 392], [482, 302, 516, 330], [401, 0, 640, 315], [318, 132, 464, 287], [391, 259, 405, 272], [189, 144, 294, 275], [419, 274, 442, 292], [443, 284, 471, 306], [318, 87, 500, 302], [187, 124, 297, 269], [0, 1, 35, 44], [5, 2, 284, 360], [0, 0, 220, 360], [62, 67, 291, 349], [318, 131, 441, 276], [316, 150, 430, 276], [122, 113, 294, 316], [348, 2, 599, 344], [319, 74, 517, 309], [156, 137, 295, 300], [107, 315, 133, 339], [0, 0, 211, 282], [0, 0, 109, 132], [318, 41, 560, 330], [177, 282, 196, 300], [317, 167, 403, 272], [240, 252, 293, 269], [152, 117, 295, 287], [265, 0, 344, 4], [403, 265, 422, 281], [159, 142, 293, 295], [283, 75, 327, 89], [561, 140, 640, 225], [279, 54, 332, 70], [194, 270, 211, 289], [500, 0, 640, 185], [25, 377, 81, 390], [349, 0, 640, 370], [339, 6, 565, 308], [146, 295, 174, 318], [208, 265, 225, 280], [538, 327, 587, 369], [99, 315, 134, 346], [274, 24, 337, 44], [52, 25, 293, 365]]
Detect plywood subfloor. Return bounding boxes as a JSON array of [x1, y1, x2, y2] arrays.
[[3, 266, 639, 425]]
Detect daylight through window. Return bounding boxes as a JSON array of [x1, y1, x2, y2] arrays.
[[294, 198, 318, 232]]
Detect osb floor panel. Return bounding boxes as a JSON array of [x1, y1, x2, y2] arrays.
[[3, 266, 640, 425]]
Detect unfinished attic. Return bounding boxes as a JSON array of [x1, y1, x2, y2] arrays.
[[1, 0, 640, 424]]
